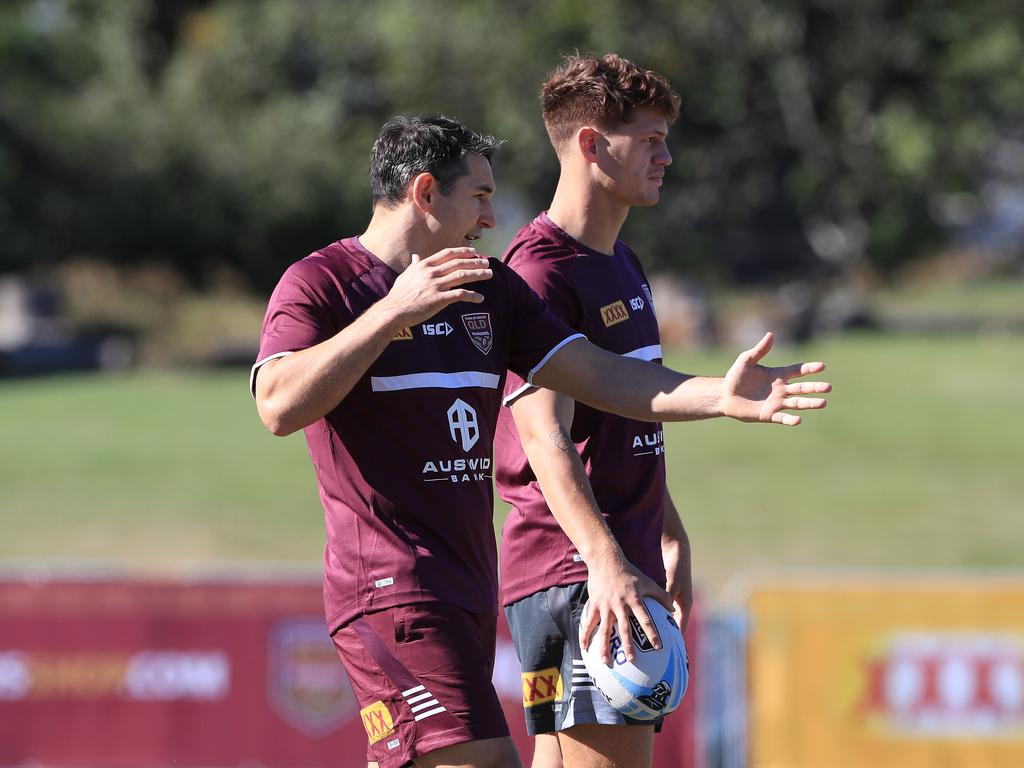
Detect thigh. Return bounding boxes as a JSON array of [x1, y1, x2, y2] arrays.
[[506, 586, 572, 736], [558, 723, 654, 768], [413, 735, 521, 768], [333, 602, 510, 768]]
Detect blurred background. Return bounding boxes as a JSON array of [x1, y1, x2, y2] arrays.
[[1, 1, 1022, 766]]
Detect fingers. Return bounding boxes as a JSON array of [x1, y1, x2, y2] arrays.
[[628, 601, 661, 656], [781, 396, 827, 410], [646, 585, 674, 614], [777, 361, 826, 379], [579, 602, 600, 659], [770, 412, 801, 426], [434, 262, 493, 290], [614, 607, 636, 663], [445, 289, 484, 304], [674, 602, 688, 633], [784, 381, 832, 395], [418, 247, 487, 266], [743, 331, 775, 364]]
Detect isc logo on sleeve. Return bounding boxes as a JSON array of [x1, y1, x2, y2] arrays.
[[600, 300, 630, 327], [522, 667, 564, 707], [360, 700, 395, 745]]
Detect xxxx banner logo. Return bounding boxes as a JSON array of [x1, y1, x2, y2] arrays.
[[360, 700, 395, 745], [600, 300, 629, 327], [522, 667, 563, 707]]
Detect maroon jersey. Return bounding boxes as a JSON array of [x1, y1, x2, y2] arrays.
[[253, 237, 581, 632], [494, 213, 667, 606]]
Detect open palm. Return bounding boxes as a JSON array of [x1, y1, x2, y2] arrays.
[[722, 332, 831, 426]]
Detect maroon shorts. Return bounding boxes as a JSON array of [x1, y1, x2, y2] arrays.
[[331, 602, 510, 768]]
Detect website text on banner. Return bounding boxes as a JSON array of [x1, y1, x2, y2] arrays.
[[0, 574, 700, 767]]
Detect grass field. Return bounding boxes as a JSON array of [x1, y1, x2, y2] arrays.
[[1, 332, 1021, 598]]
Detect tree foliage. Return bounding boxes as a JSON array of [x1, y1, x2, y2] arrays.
[[1, 0, 1021, 291]]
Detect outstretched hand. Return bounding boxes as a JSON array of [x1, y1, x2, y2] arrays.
[[722, 332, 831, 426]]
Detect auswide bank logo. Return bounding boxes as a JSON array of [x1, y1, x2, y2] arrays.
[[859, 632, 1024, 736], [267, 617, 358, 736]]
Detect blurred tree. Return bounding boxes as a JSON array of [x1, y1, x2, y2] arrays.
[[0, 0, 1021, 293]]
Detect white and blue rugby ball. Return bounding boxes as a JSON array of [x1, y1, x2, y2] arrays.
[[580, 596, 688, 721]]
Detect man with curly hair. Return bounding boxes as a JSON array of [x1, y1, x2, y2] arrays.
[[495, 54, 702, 767]]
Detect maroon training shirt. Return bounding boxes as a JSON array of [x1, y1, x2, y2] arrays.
[[253, 237, 581, 632], [494, 213, 668, 606]]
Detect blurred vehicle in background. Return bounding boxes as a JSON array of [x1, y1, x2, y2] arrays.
[[0, 277, 136, 377]]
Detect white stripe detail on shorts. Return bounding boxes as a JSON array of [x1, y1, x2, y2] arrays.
[[623, 344, 663, 362], [414, 706, 447, 721], [249, 351, 294, 398], [402, 685, 425, 697], [410, 699, 441, 713], [525, 333, 586, 385], [406, 691, 433, 705], [371, 371, 500, 392]]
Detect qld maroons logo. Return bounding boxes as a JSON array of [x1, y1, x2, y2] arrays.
[[461, 312, 493, 354], [267, 617, 358, 736]]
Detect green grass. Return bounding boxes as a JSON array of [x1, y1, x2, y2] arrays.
[[2, 333, 1022, 598], [660, 333, 1024, 591]]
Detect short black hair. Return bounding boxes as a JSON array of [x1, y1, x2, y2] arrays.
[[369, 115, 501, 207]]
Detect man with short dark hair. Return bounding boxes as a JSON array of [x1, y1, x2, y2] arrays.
[[252, 113, 828, 768]]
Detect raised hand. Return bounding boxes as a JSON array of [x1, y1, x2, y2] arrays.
[[380, 247, 492, 327], [721, 332, 831, 426]]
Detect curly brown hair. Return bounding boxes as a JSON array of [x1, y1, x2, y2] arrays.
[[541, 53, 681, 148]]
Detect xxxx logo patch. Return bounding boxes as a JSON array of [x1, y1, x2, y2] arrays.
[[600, 300, 630, 327], [392, 327, 413, 341], [522, 667, 563, 707], [360, 700, 395, 745]]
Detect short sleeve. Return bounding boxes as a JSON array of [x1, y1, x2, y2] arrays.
[[501, 256, 584, 405], [250, 260, 353, 395], [500, 263, 583, 394]]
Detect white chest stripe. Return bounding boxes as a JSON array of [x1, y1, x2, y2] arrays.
[[623, 344, 662, 362], [370, 370, 500, 392]]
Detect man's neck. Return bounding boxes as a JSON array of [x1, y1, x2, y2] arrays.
[[358, 207, 426, 273], [546, 173, 629, 256]]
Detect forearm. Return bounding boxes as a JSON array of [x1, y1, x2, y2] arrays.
[[255, 299, 404, 435], [662, 493, 690, 550], [662, 493, 693, 629], [520, 426, 625, 566], [534, 341, 725, 423]]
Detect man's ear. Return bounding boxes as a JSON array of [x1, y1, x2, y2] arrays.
[[410, 172, 437, 211], [577, 126, 600, 163]]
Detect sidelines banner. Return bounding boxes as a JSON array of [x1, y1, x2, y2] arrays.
[[0, 572, 700, 767], [747, 577, 1024, 768]]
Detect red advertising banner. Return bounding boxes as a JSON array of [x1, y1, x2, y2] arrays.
[[0, 572, 700, 767]]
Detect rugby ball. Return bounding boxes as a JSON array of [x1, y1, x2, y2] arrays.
[[580, 597, 688, 720]]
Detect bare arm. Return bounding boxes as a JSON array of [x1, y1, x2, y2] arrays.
[[661, 492, 693, 632], [255, 248, 492, 435], [509, 387, 671, 663], [532, 331, 830, 426]]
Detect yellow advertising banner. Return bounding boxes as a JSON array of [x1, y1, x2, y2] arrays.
[[748, 577, 1024, 768]]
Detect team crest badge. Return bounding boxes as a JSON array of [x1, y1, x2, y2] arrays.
[[461, 312, 493, 354], [267, 617, 358, 736]]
